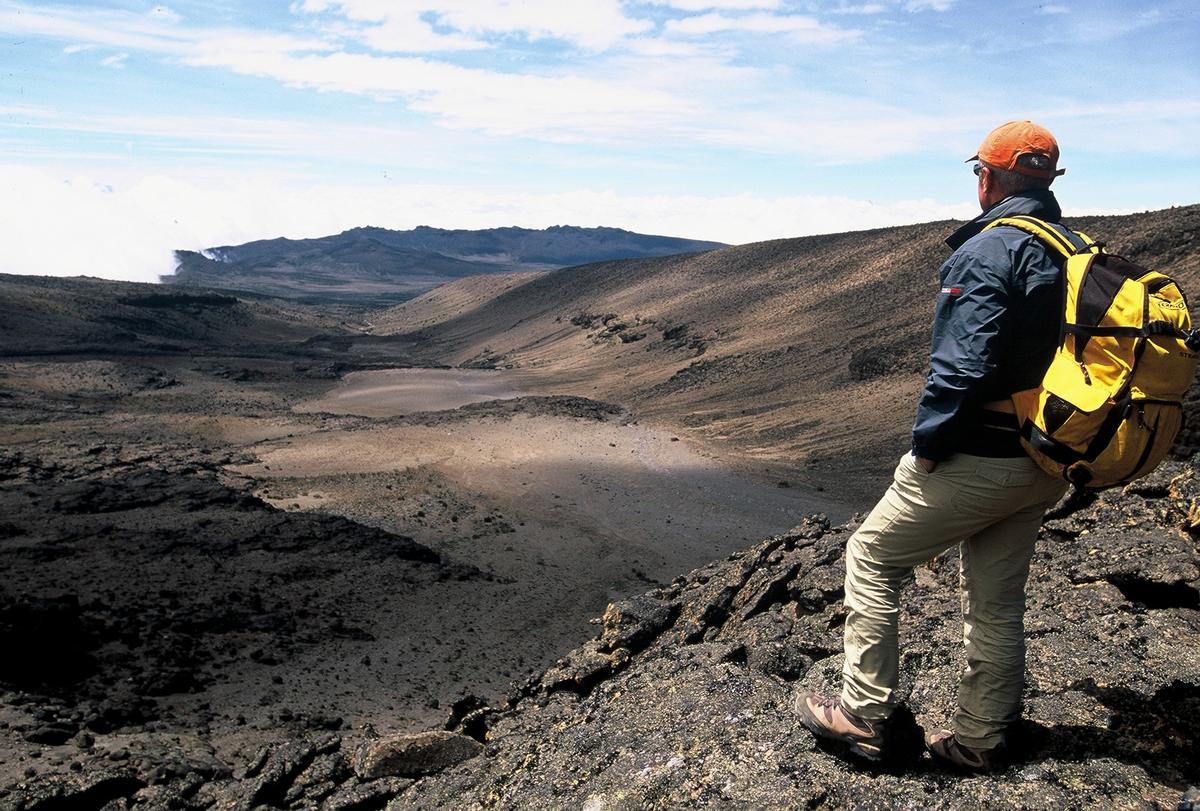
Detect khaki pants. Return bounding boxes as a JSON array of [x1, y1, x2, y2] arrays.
[[840, 451, 1067, 749]]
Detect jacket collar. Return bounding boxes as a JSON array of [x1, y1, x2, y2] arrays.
[[945, 189, 1063, 250]]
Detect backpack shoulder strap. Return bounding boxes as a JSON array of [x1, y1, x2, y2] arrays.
[[982, 214, 1102, 260]]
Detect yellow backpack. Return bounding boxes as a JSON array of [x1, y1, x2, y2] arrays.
[[984, 214, 1199, 489]]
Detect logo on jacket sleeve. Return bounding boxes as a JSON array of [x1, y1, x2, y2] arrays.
[[940, 286, 963, 295]]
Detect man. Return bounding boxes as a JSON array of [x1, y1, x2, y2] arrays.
[[795, 121, 1081, 772]]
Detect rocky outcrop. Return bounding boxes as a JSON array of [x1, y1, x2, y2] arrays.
[[397, 462, 1200, 808], [0, 446, 485, 807], [4, 458, 1198, 808]]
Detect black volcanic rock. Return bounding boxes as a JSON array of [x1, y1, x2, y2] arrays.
[[352, 731, 482, 778], [6, 461, 1195, 807], [0, 452, 475, 758], [166, 225, 726, 304], [391, 467, 1200, 808]]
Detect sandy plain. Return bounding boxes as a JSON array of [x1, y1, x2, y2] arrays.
[[264, 368, 847, 578]]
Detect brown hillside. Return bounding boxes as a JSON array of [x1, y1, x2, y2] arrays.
[[0, 274, 356, 358], [372, 204, 1200, 499]]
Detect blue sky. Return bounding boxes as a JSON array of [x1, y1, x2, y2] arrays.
[[1, 0, 1198, 281]]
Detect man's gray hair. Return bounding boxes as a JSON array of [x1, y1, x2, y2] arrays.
[[985, 163, 1053, 193]]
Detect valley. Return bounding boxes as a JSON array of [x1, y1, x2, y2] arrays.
[[2, 203, 1199, 806]]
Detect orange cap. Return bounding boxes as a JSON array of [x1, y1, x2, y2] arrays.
[[967, 120, 1065, 178]]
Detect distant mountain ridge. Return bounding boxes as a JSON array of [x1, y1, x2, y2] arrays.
[[166, 225, 726, 305]]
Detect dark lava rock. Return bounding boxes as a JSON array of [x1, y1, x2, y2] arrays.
[[23, 724, 76, 746], [0, 596, 95, 688], [320, 776, 411, 810], [4, 768, 145, 810], [283, 750, 351, 806], [0, 457, 472, 743], [396, 462, 1200, 808], [3, 446, 1198, 806], [598, 595, 678, 653], [352, 731, 484, 779], [241, 739, 323, 805]]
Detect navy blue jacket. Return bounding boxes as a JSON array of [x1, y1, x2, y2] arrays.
[[911, 190, 1086, 461]]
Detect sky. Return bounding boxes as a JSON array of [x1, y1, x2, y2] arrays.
[[1, 0, 1198, 282]]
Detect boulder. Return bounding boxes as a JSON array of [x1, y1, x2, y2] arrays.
[[353, 731, 483, 779]]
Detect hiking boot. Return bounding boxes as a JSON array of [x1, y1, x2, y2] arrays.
[[793, 691, 886, 762], [925, 729, 1005, 773]]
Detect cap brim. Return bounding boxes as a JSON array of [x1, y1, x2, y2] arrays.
[[965, 154, 979, 163]]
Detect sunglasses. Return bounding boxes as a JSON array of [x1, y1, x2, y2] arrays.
[[973, 163, 986, 177]]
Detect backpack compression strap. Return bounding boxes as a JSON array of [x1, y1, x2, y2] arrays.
[[982, 214, 1102, 259]]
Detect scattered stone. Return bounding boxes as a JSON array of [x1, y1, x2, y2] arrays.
[[598, 595, 678, 653], [23, 725, 75, 746], [352, 731, 483, 779]]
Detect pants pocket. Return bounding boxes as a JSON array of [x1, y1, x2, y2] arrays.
[[974, 465, 1037, 488]]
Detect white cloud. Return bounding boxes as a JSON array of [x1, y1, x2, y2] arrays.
[[2, 2, 869, 151], [302, 0, 652, 51], [665, 12, 860, 43], [904, 0, 954, 10], [639, 0, 782, 9], [1047, 99, 1200, 155], [62, 43, 93, 54], [7, 1, 1198, 161], [180, 49, 698, 141], [16, 84, 1199, 173], [830, 3, 889, 13], [99, 52, 128, 68], [621, 36, 711, 56], [356, 15, 487, 52], [0, 165, 978, 283], [0, 4, 334, 56], [5, 3, 688, 143], [437, 0, 654, 50], [1037, 4, 1070, 13], [6, 105, 421, 156]]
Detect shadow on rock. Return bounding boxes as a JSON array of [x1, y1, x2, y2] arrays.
[[807, 703, 926, 775], [1013, 680, 1200, 788], [0, 595, 96, 688]]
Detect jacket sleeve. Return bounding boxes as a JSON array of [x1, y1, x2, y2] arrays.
[[911, 244, 1013, 461]]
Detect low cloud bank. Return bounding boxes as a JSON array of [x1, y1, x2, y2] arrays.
[[0, 165, 980, 284]]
